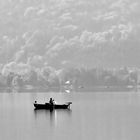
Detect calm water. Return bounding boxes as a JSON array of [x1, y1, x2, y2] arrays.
[[0, 91, 140, 140]]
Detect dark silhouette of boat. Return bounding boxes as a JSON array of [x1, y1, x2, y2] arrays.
[[34, 102, 72, 110]]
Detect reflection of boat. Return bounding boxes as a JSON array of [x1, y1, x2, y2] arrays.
[[34, 102, 72, 110]]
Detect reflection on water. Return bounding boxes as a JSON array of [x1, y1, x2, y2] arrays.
[[0, 92, 140, 140], [34, 109, 72, 128], [34, 109, 56, 128]]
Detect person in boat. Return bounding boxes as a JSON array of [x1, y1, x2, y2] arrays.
[[49, 98, 54, 105], [34, 101, 37, 104]]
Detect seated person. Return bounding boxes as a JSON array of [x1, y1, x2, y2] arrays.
[[49, 98, 54, 105]]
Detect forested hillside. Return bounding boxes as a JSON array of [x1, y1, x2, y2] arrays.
[[0, 0, 139, 91], [0, 0, 140, 69]]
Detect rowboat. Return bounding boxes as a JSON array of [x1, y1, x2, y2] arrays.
[[34, 102, 72, 110]]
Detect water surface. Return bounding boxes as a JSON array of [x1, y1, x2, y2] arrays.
[[0, 92, 140, 140]]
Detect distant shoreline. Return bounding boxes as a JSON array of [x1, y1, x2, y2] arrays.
[[76, 86, 135, 92], [0, 85, 136, 93]]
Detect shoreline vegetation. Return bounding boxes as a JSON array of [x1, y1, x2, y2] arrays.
[[0, 0, 140, 93], [0, 66, 138, 93]]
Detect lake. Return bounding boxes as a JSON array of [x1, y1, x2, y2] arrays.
[[0, 91, 140, 140]]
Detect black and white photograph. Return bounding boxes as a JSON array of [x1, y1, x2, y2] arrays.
[[0, 0, 140, 140]]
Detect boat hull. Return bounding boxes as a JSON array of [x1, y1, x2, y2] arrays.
[[34, 102, 72, 110]]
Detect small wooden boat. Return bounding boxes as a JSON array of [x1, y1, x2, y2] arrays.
[[34, 102, 72, 110]]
